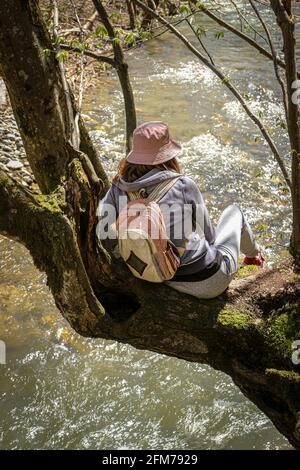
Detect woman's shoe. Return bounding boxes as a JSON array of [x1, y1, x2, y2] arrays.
[[243, 253, 265, 268]]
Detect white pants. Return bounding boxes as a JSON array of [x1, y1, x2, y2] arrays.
[[167, 205, 260, 299]]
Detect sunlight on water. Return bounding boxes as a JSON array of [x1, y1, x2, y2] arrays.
[[0, 7, 294, 450]]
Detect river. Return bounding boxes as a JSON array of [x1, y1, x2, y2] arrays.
[[0, 5, 296, 449]]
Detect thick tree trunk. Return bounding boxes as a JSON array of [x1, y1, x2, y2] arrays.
[[0, 171, 300, 447], [0, 0, 109, 194], [0, 0, 70, 193], [0, 0, 300, 450]]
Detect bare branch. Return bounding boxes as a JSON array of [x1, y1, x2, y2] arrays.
[[229, 0, 269, 45], [92, 0, 137, 153], [133, 0, 292, 189], [185, 18, 215, 66], [52, 0, 77, 147], [60, 44, 116, 66], [189, 0, 300, 79], [248, 0, 288, 121], [83, 10, 98, 30]]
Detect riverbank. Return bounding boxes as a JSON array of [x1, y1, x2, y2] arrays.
[[0, 106, 36, 190]]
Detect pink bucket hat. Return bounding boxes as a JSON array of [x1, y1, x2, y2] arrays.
[[126, 121, 182, 165]]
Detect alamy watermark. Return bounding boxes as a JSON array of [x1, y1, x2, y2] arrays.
[[0, 340, 6, 365], [292, 340, 300, 366], [96, 197, 205, 244], [292, 81, 300, 105]]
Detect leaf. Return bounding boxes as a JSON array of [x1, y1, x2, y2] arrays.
[[139, 31, 152, 40], [55, 50, 68, 62], [179, 5, 191, 14], [255, 223, 268, 232], [54, 35, 64, 45], [42, 48, 52, 57], [196, 26, 206, 38], [124, 32, 136, 45], [112, 37, 121, 46], [242, 92, 251, 100], [215, 31, 225, 39], [95, 25, 108, 38]]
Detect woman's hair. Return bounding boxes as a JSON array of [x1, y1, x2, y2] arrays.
[[113, 157, 181, 183]]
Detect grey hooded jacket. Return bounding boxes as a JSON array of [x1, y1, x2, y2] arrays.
[[97, 169, 218, 276]]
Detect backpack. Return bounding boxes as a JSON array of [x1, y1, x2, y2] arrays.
[[117, 177, 181, 283]]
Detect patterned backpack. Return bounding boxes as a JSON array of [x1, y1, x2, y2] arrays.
[[117, 178, 181, 283]]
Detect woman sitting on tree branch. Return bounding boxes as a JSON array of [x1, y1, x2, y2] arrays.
[[97, 121, 265, 299]]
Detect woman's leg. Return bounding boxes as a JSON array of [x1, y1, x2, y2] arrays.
[[214, 204, 260, 274]]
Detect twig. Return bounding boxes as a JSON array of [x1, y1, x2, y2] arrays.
[[248, 0, 288, 122], [92, 0, 137, 153], [229, 0, 269, 45], [83, 10, 98, 30], [52, 0, 77, 147], [185, 18, 215, 66], [189, 0, 300, 79], [60, 44, 116, 66], [133, 0, 292, 189]]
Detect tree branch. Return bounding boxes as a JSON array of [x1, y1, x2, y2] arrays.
[[60, 43, 116, 66], [248, 0, 288, 121], [189, 0, 300, 80], [133, 0, 292, 189], [0, 168, 105, 335], [92, 0, 137, 153]]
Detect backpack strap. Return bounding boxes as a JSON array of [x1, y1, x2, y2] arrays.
[[127, 176, 181, 202], [147, 176, 181, 203]]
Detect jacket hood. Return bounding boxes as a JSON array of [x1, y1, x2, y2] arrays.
[[113, 168, 182, 193]]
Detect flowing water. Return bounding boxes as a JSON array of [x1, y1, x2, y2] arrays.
[[0, 5, 297, 449]]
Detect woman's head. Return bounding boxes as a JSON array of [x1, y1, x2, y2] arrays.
[[113, 157, 181, 183], [114, 121, 182, 182]]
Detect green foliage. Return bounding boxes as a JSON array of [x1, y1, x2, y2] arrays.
[[237, 264, 259, 278], [254, 222, 268, 232], [139, 31, 152, 40], [71, 39, 87, 53], [53, 35, 64, 46], [218, 307, 250, 329], [42, 48, 52, 57], [222, 76, 229, 84], [275, 117, 287, 129], [179, 4, 191, 15], [196, 26, 206, 38], [124, 32, 138, 45], [94, 25, 108, 38], [266, 303, 300, 359], [215, 31, 225, 39], [55, 50, 68, 62], [242, 92, 251, 100]]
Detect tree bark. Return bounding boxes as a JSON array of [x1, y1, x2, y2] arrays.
[[1, 171, 300, 447], [92, 0, 137, 153], [270, 0, 300, 262], [126, 0, 136, 29], [1, 0, 300, 450], [0, 0, 109, 195], [0, 0, 71, 193]]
